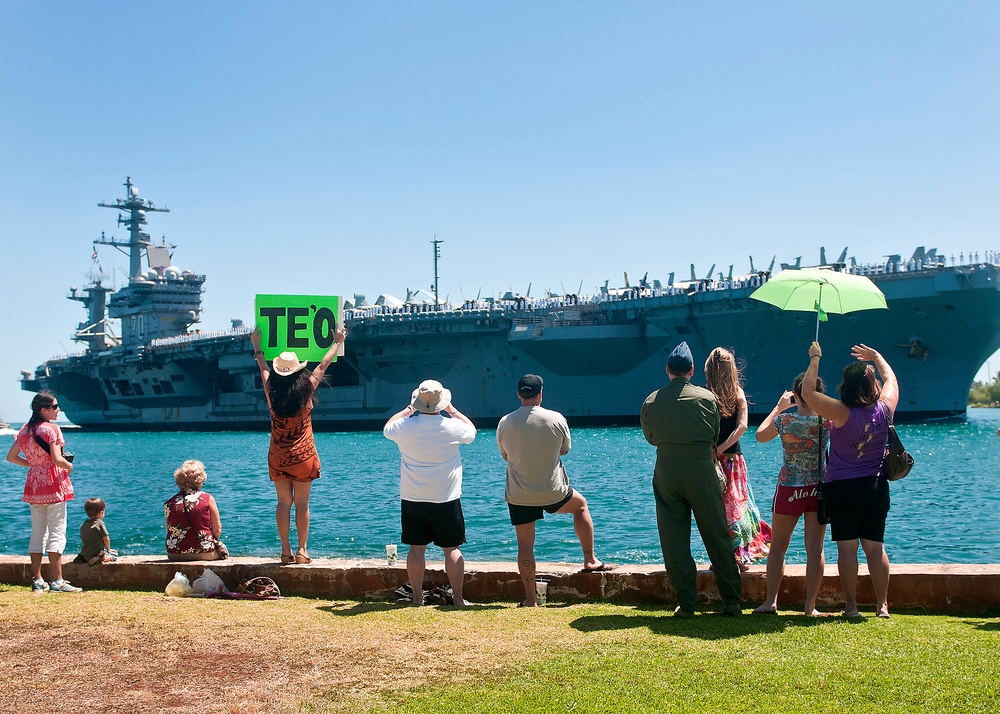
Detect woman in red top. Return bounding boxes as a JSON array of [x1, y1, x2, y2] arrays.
[[164, 459, 227, 561], [6, 391, 81, 593], [251, 325, 345, 564]]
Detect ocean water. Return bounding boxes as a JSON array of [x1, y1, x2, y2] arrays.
[[2, 409, 999, 565]]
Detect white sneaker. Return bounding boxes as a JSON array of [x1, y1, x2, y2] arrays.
[[49, 579, 83, 593], [31, 578, 49, 594]]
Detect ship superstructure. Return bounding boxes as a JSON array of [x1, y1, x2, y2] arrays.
[[20, 180, 1000, 430]]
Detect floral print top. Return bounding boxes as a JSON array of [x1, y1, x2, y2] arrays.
[[773, 413, 832, 487], [163, 490, 218, 554], [16, 421, 74, 505]]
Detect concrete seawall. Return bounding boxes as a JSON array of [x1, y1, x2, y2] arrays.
[[2, 556, 998, 613]]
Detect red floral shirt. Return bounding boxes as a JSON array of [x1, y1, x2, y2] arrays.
[[16, 422, 74, 505]]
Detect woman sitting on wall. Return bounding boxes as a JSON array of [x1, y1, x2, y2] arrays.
[[164, 459, 228, 561]]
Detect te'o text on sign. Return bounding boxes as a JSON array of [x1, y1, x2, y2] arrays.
[[254, 294, 342, 362]]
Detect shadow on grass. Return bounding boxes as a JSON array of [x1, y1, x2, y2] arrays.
[[966, 618, 1000, 631], [570, 606, 843, 640], [316, 601, 506, 616]]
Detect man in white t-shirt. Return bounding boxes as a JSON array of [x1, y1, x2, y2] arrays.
[[384, 379, 476, 607], [497, 374, 611, 607]]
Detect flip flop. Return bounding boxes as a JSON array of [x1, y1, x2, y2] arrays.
[[583, 562, 614, 572]]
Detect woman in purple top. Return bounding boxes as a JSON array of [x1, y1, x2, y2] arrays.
[[800, 341, 899, 619]]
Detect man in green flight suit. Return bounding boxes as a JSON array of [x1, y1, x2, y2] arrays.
[[640, 341, 742, 617]]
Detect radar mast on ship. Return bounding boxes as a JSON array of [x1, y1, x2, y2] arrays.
[[84, 178, 205, 349]]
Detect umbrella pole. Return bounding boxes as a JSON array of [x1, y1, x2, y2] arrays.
[[815, 284, 822, 342]]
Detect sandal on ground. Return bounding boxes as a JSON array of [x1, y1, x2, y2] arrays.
[[294, 551, 312, 564], [582, 562, 614, 572], [280, 553, 295, 564]]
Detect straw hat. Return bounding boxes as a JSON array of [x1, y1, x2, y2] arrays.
[[272, 351, 308, 377]]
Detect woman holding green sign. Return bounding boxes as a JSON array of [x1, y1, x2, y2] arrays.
[[251, 325, 346, 564]]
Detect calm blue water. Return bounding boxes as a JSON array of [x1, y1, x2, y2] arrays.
[[3, 409, 999, 564]]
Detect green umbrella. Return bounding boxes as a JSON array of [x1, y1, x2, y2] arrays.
[[749, 267, 888, 340]]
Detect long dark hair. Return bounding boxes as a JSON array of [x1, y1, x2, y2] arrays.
[[704, 347, 744, 418], [268, 371, 317, 418], [838, 363, 881, 408], [28, 390, 57, 427]]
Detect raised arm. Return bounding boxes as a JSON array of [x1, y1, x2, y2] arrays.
[[852, 343, 899, 415], [756, 390, 794, 443], [800, 342, 851, 428], [385, 404, 416, 430], [250, 327, 274, 409], [443, 403, 475, 429], [311, 325, 347, 385]]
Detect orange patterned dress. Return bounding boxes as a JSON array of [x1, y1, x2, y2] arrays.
[[267, 404, 321, 482]]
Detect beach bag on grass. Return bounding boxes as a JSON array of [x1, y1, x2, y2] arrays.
[[237, 577, 281, 599], [165, 571, 192, 597], [883, 415, 913, 481], [192, 568, 226, 594]]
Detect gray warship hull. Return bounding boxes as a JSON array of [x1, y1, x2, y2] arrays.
[[23, 263, 1000, 430]]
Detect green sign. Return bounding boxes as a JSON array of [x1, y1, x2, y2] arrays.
[[254, 294, 342, 362]]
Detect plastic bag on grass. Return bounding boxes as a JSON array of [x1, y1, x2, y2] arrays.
[[165, 571, 192, 597], [192, 568, 226, 594]]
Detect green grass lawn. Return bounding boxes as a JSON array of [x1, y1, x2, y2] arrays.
[[2, 586, 997, 713], [372, 605, 1000, 714]]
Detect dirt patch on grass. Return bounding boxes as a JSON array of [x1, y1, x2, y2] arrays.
[[0, 589, 583, 713]]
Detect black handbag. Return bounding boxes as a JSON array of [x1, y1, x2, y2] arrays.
[[883, 412, 913, 481]]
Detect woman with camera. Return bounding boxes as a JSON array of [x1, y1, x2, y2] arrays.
[[5, 390, 81, 593], [754, 374, 831, 615]]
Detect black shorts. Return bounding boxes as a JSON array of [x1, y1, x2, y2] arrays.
[[507, 489, 575, 527], [824, 475, 890, 542], [401, 498, 466, 548]]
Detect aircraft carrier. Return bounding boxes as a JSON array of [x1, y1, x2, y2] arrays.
[[20, 179, 1000, 430]]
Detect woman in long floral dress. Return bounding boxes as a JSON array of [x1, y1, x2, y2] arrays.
[[704, 347, 771, 570]]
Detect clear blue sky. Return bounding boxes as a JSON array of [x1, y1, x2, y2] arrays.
[[2, 2, 998, 420]]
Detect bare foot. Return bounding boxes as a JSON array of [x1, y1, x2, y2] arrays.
[[752, 604, 777, 614], [876, 604, 891, 619], [805, 609, 823, 617], [518, 599, 539, 608], [452, 598, 472, 608]]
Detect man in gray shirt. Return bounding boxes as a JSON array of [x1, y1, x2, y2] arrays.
[[497, 374, 611, 607]]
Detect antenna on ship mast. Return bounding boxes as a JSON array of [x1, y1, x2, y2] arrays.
[[432, 236, 443, 309], [96, 176, 170, 279]]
